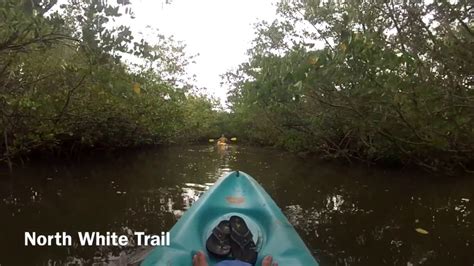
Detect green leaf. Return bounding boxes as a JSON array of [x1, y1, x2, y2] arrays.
[[415, 228, 429, 235]]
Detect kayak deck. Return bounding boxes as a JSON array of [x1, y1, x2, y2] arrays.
[[142, 171, 318, 265]]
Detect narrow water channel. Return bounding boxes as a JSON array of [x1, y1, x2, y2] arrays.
[[0, 145, 472, 265]]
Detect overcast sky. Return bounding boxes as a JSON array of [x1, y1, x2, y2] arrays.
[[128, 0, 278, 106]]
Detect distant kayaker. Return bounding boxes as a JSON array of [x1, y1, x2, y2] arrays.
[[217, 134, 228, 144], [192, 251, 278, 266]]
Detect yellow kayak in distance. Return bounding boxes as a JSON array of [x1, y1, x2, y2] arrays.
[[217, 141, 227, 147]]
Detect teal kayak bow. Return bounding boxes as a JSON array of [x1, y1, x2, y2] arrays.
[[142, 171, 318, 265]]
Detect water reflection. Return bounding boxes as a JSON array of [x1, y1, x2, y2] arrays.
[[0, 145, 472, 265], [327, 194, 344, 211]]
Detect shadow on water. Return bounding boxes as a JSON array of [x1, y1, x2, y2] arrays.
[[0, 145, 472, 265]]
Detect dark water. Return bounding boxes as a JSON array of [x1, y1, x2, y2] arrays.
[[0, 145, 472, 265]]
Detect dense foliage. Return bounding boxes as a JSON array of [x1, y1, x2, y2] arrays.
[[2, 0, 472, 172], [0, 0, 220, 167], [226, 0, 473, 172]]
